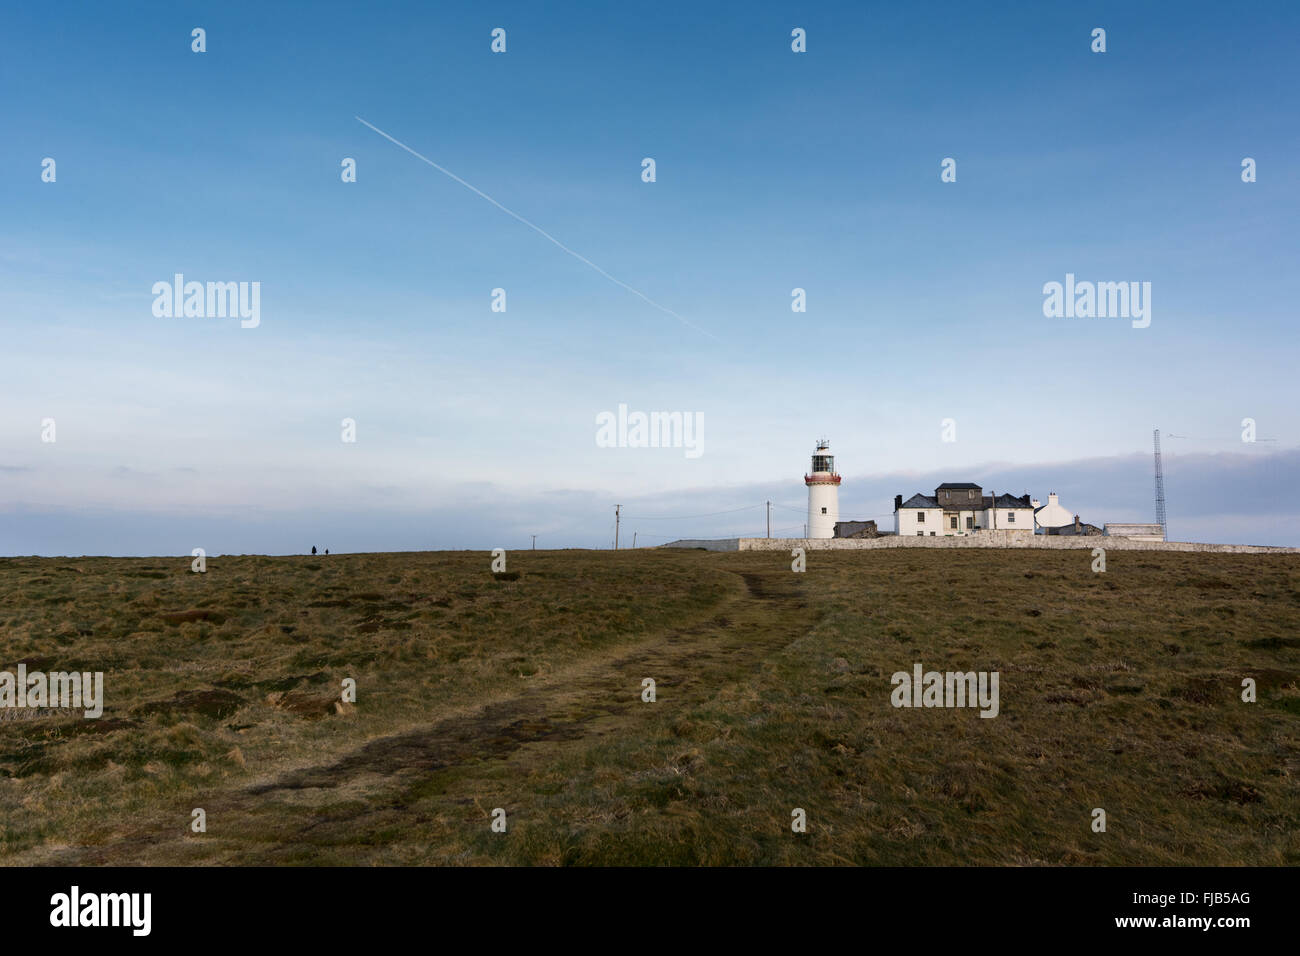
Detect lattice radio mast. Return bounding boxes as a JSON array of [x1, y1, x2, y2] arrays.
[[1153, 428, 1167, 540]]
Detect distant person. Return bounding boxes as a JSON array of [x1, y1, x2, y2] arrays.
[[325, 549, 329, 555], [311, 546, 317, 555]]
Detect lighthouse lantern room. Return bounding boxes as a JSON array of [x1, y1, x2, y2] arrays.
[[804, 438, 841, 539]]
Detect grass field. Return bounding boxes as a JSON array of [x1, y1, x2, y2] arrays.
[[1, 547, 1297, 866]]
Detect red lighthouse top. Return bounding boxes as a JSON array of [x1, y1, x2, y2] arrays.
[[805, 439, 841, 485]]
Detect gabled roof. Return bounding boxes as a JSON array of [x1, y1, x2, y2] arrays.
[[900, 491, 1031, 510], [936, 482, 981, 490], [985, 493, 1032, 508]]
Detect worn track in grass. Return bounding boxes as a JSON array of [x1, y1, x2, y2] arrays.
[[46, 565, 813, 865]]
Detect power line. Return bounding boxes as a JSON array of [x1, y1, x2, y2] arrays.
[[635, 531, 717, 539], [772, 501, 894, 521], [622, 504, 763, 520], [635, 525, 806, 541], [1166, 434, 1278, 442]]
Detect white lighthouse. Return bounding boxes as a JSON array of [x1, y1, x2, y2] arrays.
[[804, 438, 841, 539]]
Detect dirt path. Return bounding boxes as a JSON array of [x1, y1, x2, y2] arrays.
[[42, 564, 813, 865]]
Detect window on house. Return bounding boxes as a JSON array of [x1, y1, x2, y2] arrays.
[[968, 490, 974, 500], [917, 512, 925, 522], [820, 507, 827, 514], [966, 516, 973, 529], [949, 516, 957, 529], [916, 531, 924, 536], [930, 531, 935, 536], [1008, 512, 1015, 523]]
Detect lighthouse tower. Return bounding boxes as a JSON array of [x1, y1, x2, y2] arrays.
[[804, 438, 841, 539]]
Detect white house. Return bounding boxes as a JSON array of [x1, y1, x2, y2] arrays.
[[1033, 492, 1074, 532], [896, 493, 943, 536], [893, 482, 1035, 536], [985, 492, 1036, 532]]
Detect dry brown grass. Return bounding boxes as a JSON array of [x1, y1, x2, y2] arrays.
[[0, 547, 1296, 865]]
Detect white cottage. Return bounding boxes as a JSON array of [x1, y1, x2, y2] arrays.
[[893, 483, 1035, 537], [1033, 492, 1074, 532]]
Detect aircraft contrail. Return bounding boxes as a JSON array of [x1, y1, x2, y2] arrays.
[[355, 116, 716, 341]]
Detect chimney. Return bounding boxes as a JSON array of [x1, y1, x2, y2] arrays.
[[1074, 514, 1081, 532], [894, 494, 902, 511], [1031, 498, 1041, 509]]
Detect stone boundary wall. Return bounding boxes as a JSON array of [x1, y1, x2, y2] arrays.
[[662, 534, 1298, 554]]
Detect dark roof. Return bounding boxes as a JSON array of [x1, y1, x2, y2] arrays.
[[1050, 522, 1102, 536], [936, 482, 981, 490], [900, 491, 1031, 509], [984, 493, 1032, 508]]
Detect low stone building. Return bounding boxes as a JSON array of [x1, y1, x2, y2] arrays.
[[833, 520, 879, 538], [1051, 515, 1103, 536], [1104, 522, 1166, 541]]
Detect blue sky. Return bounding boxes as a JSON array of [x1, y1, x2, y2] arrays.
[[1, 0, 1297, 554]]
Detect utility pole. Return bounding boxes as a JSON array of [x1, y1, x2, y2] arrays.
[[531, 535, 536, 550], [614, 504, 621, 550], [633, 532, 637, 549], [766, 500, 771, 538]]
